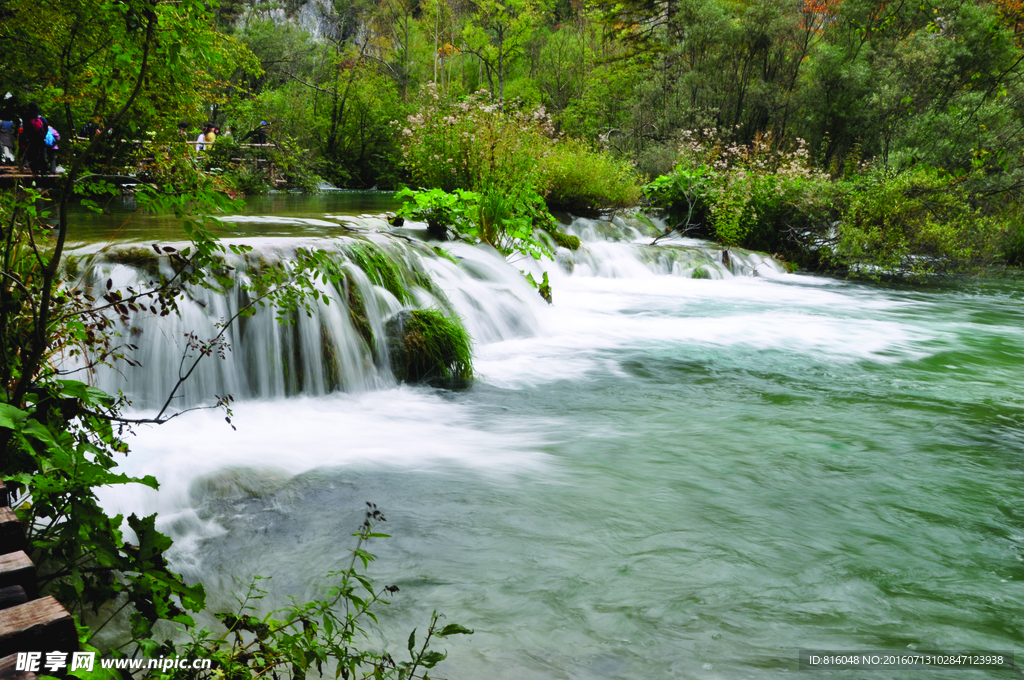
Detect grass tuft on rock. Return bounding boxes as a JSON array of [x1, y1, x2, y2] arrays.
[[386, 309, 473, 387]]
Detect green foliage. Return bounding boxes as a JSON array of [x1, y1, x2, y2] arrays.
[[152, 506, 472, 680], [0, 0, 259, 168], [829, 167, 1003, 276], [460, 0, 547, 103], [398, 89, 554, 193], [1002, 212, 1024, 267], [396, 186, 554, 260], [645, 132, 1009, 275], [644, 131, 838, 252], [538, 139, 642, 213], [396, 187, 481, 240], [386, 310, 474, 386]]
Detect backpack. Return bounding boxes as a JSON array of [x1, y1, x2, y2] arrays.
[[0, 120, 12, 133], [44, 127, 55, 147], [27, 116, 46, 142]]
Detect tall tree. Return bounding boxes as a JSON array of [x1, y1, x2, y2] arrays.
[[462, 0, 547, 104]]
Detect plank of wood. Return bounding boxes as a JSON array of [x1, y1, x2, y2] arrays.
[[0, 510, 24, 556], [0, 597, 77, 656], [0, 653, 39, 680], [0, 588, 27, 611], [0, 553, 34, 600]]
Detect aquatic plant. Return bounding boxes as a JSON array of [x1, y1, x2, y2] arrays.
[[395, 187, 480, 241], [545, 228, 581, 251], [386, 310, 473, 386], [344, 241, 417, 304]]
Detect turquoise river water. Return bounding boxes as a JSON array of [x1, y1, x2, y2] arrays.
[[81, 193, 1024, 679]]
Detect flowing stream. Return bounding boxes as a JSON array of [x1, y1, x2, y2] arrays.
[[75, 194, 1024, 679]]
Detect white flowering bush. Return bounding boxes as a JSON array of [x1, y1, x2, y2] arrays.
[[397, 85, 555, 193], [646, 129, 837, 250]]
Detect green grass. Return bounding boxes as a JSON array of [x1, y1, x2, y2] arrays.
[[386, 309, 473, 386]]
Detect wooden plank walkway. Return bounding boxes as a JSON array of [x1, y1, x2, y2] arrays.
[[0, 481, 78, 678]]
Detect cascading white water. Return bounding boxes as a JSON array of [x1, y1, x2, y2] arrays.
[[69, 212, 784, 408], [84, 204, 1024, 680]]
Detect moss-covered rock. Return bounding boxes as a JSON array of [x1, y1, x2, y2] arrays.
[[542, 226, 581, 251], [692, 266, 711, 279], [386, 309, 473, 387], [346, 281, 374, 349], [552, 231, 581, 251], [104, 246, 162, 278]]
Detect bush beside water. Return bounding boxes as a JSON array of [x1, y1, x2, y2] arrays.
[[644, 130, 1017, 277]]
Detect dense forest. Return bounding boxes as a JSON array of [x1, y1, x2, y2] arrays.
[[4, 0, 1024, 272]]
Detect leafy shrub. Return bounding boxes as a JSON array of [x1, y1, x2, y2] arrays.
[[538, 139, 642, 213], [398, 87, 552, 192], [395, 186, 554, 260], [399, 88, 642, 214], [645, 129, 1009, 275], [395, 187, 481, 240], [470, 182, 555, 259], [645, 130, 840, 258], [831, 167, 1003, 276]]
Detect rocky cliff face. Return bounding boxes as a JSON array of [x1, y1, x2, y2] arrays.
[[233, 0, 358, 42]]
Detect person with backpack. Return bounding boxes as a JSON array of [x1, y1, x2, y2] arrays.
[[45, 125, 60, 174], [0, 118, 15, 164], [21, 103, 48, 175], [79, 120, 102, 138]]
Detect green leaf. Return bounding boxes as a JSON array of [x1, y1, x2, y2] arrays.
[[438, 624, 474, 637], [0, 403, 29, 430]]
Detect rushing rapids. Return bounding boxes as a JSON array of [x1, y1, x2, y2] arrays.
[[83, 198, 1024, 680], [70, 212, 783, 406]]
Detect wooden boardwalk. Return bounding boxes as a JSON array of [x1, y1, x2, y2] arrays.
[[0, 482, 78, 680], [0, 141, 281, 189]]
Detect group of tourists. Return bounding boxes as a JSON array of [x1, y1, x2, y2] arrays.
[[0, 106, 273, 174], [194, 123, 227, 152], [0, 103, 62, 175], [188, 120, 271, 151]]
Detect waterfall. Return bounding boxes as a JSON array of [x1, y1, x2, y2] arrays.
[[67, 212, 786, 407]]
